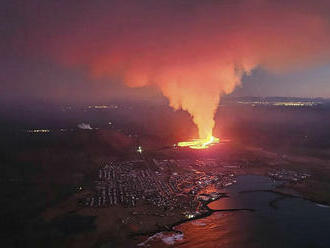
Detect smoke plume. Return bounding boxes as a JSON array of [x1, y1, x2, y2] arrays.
[[32, 0, 330, 139], [78, 123, 93, 130]]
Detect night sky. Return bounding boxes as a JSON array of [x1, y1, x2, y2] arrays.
[[2, 0, 330, 105]]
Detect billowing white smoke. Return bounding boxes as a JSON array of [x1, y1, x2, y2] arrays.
[[77, 123, 93, 130]]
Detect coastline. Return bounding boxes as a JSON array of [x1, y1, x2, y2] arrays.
[[131, 188, 254, 246], [132, 174, 330, 247]]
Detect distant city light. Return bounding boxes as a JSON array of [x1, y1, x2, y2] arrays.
[[237, 100, 322, 107], [94, 105, 108, 109], [88, 105, 118, 109], [137, 146, 143, 153], [185, 214, 195, 219], [27, 129, 50, 133]]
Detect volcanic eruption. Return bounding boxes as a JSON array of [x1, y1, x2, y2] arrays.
[[177, 136, 220, 149], [29, 0, 330, 149]]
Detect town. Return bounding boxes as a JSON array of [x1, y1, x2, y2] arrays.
[[84, 158, 237, 213]]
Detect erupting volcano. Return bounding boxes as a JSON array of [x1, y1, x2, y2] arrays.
[[177, 136, 220, 149], [34, 0, 330, 147]]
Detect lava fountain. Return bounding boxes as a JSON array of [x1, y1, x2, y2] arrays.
[[177, 136, 220, 149]]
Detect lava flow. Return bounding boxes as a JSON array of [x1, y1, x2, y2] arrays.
[[177, 136, 220, 149]]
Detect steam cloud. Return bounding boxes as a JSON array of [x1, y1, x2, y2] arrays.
[[36, 0, 330, 139], [77, 123, 93, 130]]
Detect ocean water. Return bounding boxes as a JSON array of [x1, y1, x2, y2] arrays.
[[141, 175, 330, 248]]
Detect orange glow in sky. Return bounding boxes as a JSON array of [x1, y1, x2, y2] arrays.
[[35, 1, 330, 139]]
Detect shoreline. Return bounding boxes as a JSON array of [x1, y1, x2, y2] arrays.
[[131, 191, 254, 240], [132, 175, 330, 246]]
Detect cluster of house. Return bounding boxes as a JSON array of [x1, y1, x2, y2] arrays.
[[84, 159, 237, 211]]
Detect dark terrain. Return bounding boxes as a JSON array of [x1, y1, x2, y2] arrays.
[[1, 97, 330, 247]]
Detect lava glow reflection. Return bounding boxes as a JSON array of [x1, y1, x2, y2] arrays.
[[177, 136, 220, 149]]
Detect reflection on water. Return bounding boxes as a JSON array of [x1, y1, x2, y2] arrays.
[[144, 175, 330, 248]]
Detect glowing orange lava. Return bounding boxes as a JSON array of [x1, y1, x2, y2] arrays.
[[177, 136, 220, 149]]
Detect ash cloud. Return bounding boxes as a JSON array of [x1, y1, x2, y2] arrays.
[[27, 0, 330, 138]]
